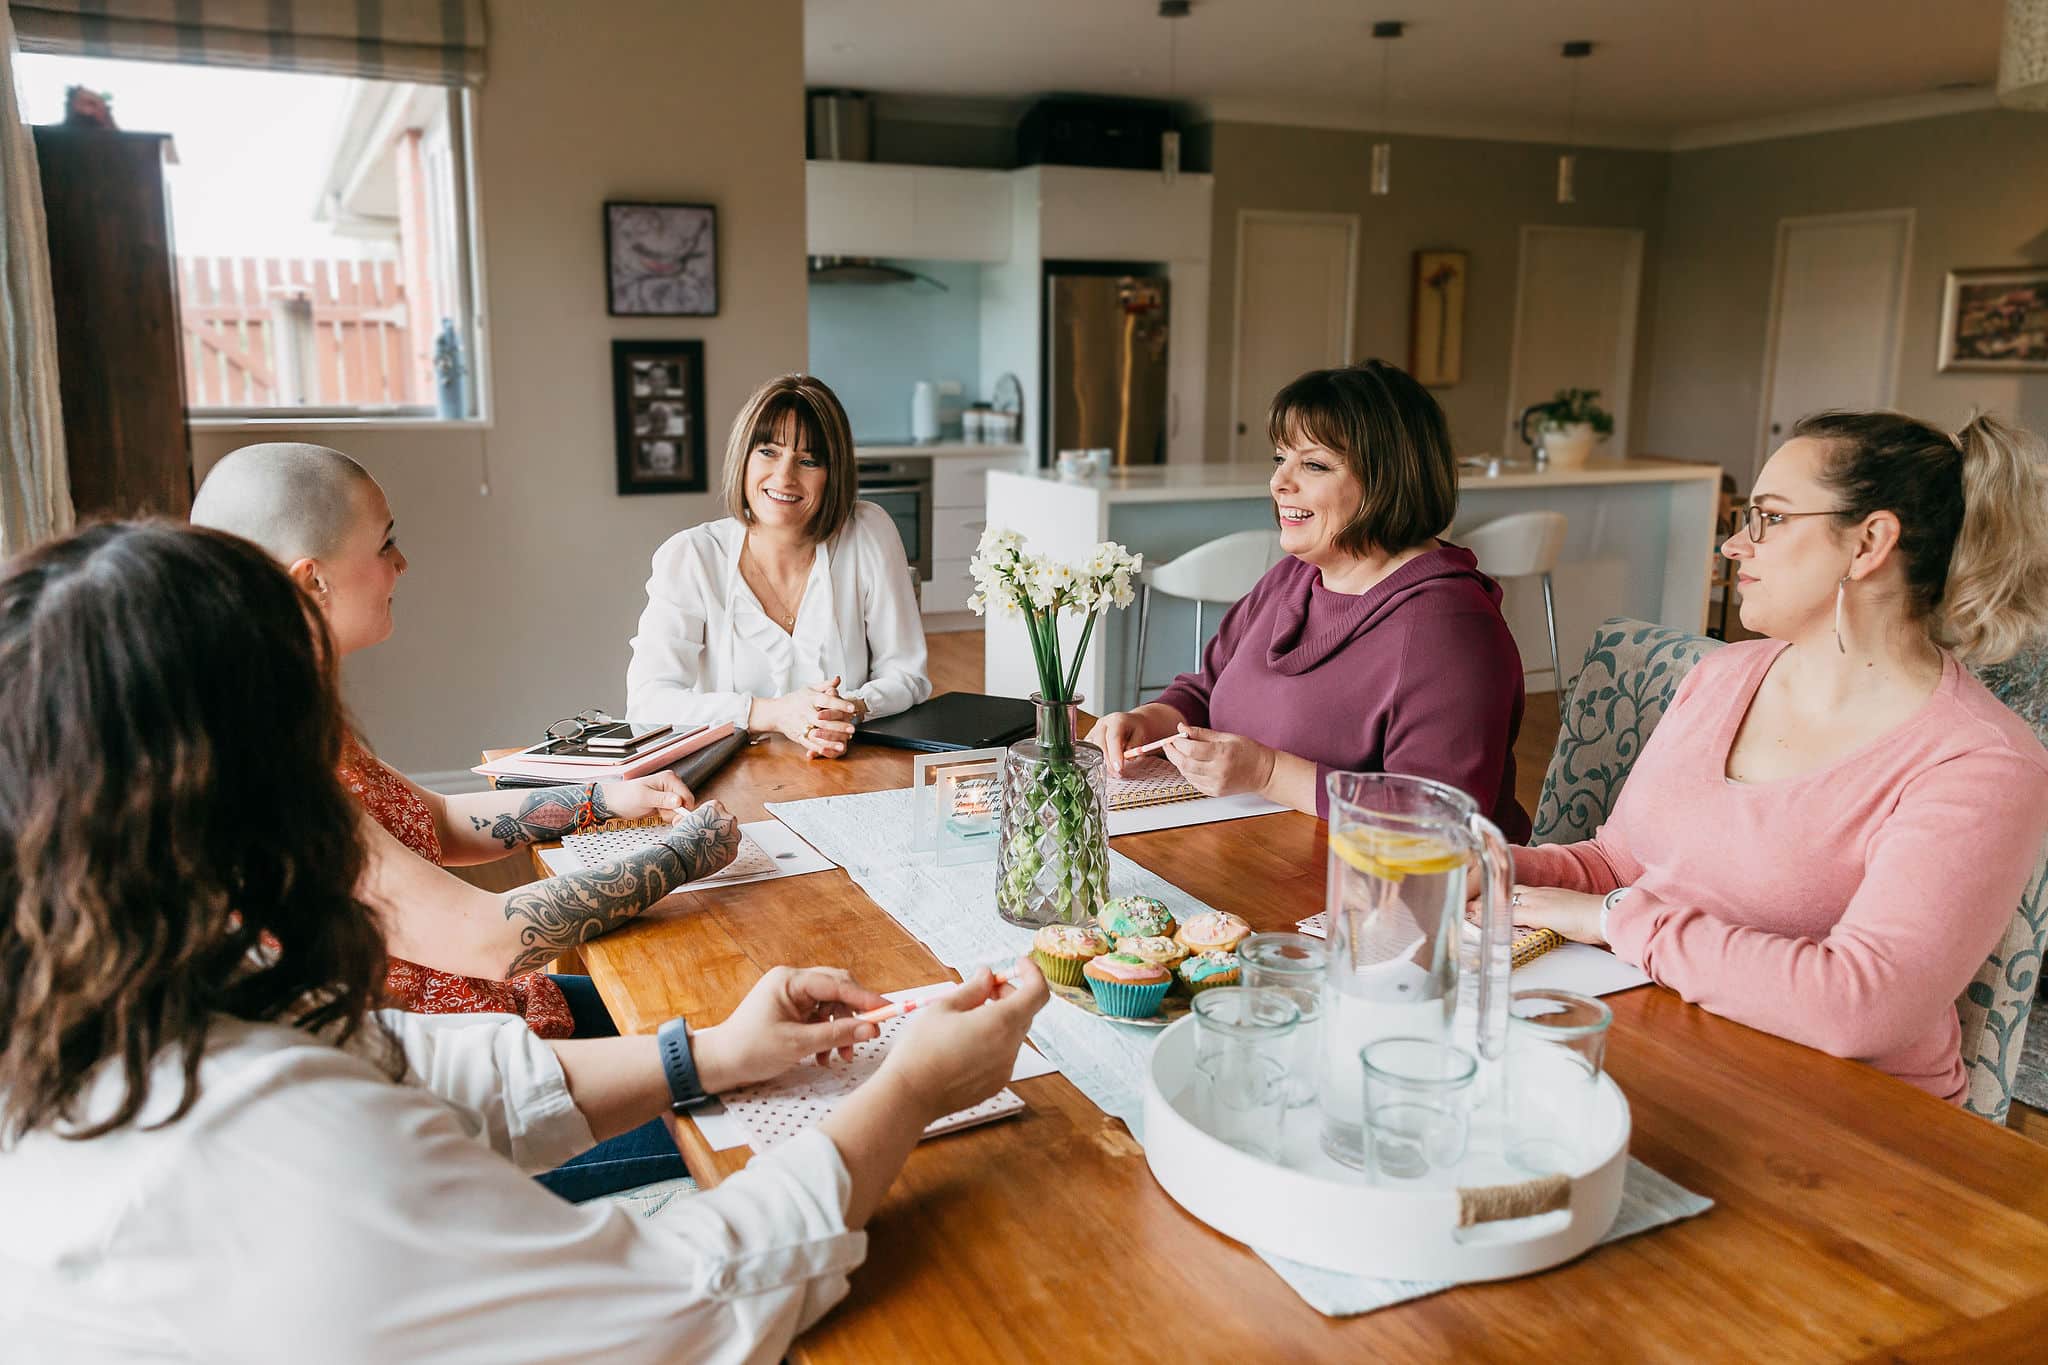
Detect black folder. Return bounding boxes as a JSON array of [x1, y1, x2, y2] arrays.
[[854, 692, 1038, 753]]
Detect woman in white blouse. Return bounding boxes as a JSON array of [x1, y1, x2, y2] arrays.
[[628, 374, 931, 759], [0, 521, 1047, 1362]]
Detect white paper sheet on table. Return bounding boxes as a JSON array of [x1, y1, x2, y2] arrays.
[[692, 980, 1060, 1152], [1107, 790, 1289, 837], [537, 818, 835, 890]]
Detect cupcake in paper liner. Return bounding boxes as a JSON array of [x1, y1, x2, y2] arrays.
[[1175, 950, 1242, 996], [1031, 923, 1111, 988], [1082, 952, 1172, 1018], [1097, 894, 1175, 941], [1174, 910, 1252, 956], [1114, 933, 1189, 977]]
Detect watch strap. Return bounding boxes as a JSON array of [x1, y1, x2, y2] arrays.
[[657, 1015, 712, 1113]]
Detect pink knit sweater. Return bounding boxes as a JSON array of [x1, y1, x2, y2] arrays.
[[1515, 639, 2048, 1102]]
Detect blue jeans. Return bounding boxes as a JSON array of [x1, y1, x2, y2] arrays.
[[533, 973, 690, 1203]]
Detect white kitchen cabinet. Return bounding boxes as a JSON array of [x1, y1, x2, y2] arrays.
[[807, 163, 1010, 263], [1032, 166, 1213, 263], [806, 162, 914, 258], [932, 447, 1031, 511], [924, 556, 976, 613], [911, 168, 1011, 261]]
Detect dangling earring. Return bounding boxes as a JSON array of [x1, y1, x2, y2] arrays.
[[1833, 576, 1849, 655]]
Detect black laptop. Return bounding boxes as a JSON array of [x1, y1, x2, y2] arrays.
[[854, 691, 1038, 753]]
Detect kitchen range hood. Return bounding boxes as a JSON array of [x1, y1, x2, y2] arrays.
[[806, 256, 950, 291]]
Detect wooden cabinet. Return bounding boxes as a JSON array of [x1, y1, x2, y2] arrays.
[[807, 162, 1011, 262], [33, 128, 191, 520]]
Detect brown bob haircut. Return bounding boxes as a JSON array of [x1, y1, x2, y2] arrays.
[[719, 374, 859, 543], [1267, 359, 1457, 556]]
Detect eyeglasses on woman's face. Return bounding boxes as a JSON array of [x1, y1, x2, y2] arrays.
[[1725, 504, 1845, 543]]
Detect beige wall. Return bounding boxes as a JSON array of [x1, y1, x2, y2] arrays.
[[191, 0, 807, 778], [1643, 109, 2048, 477], [1198, 122, 1671, 462]]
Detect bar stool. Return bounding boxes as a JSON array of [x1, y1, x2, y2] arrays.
[[1461, 511, 1569, 691], [1134, 529, 1282, 704]]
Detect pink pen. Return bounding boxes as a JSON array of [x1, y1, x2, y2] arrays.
[[1121, 735, 1177, 760], [853, 965, 1024, 1025]]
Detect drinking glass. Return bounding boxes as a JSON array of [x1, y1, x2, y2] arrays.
[[1505, 989, 1613, 1174], [1238, 932, 1326, 1108], [1359, 1037, 1477, 1183], [1191, 987, 1300, 1162]]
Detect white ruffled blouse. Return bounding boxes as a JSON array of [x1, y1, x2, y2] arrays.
[[625, 501, 931, 731]]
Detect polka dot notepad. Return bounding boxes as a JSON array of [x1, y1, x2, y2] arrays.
[[719, 1007, 1025, 1153], [556, 819, 836, 888]]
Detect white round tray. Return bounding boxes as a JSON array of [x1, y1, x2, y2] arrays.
[[1142, 1016, 1628, 1283]]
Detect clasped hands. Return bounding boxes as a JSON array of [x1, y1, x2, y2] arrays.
[[752, 676, 866, 759]]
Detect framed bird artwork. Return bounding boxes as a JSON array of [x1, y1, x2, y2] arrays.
[[605, 201, 719, 316]]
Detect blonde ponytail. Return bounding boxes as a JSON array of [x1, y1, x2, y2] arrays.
[[1939, 413, 2048, 665]]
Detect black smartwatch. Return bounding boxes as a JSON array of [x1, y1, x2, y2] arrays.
[[656, 1016, 713, 1113]]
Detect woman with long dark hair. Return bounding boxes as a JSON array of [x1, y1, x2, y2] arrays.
[[0, 522, 1046, 1359]]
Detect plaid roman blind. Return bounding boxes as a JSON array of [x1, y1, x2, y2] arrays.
[[11, 0, 487, 85]]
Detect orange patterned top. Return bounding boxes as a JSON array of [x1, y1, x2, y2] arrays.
[[339, 733, 575, 1038]]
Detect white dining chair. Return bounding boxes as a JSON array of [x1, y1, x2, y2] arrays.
[[1134, 529, 1283, 702], [1461, 511, 1569, 691]]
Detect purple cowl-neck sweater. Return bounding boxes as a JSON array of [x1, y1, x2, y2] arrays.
[[1154, 544, 1530, 838]]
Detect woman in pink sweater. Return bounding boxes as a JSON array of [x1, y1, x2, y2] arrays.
[[1512, 410, 2048, 1102]]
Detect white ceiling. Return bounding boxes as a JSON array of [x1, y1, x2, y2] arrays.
[[805, 0, 2010, 149]]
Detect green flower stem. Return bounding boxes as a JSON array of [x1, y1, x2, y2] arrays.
[[1062, 611, 1099, 700]]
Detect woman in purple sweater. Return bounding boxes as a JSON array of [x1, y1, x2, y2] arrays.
[[1090, 360, 1530, 838]]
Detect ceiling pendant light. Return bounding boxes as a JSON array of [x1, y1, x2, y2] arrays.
[[1557, 40, 1592, 205], [1370, 21, 1404, 196], [1160, 0, 1189, 184]]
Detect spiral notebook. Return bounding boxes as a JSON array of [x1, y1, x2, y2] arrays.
[[1107, 755, 1204, 812]]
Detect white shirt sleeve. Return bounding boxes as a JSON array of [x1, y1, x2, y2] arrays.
[[840, 504, 932, 721], [129, 1017, 867, 1364], [627, 531, 756, 731]]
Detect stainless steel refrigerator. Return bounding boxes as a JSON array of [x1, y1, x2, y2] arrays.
[[1044, 269, 1170, 467]]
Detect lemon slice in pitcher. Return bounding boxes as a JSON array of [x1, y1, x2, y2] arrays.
[[1328, 828, 1465, 881]]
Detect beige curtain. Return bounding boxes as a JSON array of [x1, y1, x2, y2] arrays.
[[12, 0, 487, 86], [1, 2, 72, 556]]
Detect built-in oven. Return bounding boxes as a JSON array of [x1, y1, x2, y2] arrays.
[[855, 455, 933, 583]]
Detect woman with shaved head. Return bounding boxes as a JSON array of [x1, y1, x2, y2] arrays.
[[193, 442, 723, 1198]]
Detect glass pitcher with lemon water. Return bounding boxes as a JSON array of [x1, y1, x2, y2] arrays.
[[1320, 772, 1515, 1169]]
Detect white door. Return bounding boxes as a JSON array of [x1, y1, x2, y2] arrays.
[[1230, 211, 1357, 462], [1755, 211, 1913, 485], [1504, 226, 1644, 458]]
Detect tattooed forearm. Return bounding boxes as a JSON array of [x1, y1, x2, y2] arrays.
[[500, 841, 685, 976], [469, 783, 613, 850], [498, 817, 739, 975]]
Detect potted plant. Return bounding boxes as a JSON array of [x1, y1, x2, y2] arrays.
[[1519, 388, 1614, 469], [968, 529, 1142, 927]]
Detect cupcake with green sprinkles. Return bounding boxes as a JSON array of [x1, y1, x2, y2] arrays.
[[1174, 950, 1242, 996], [1030, 923, 1111, 988], [1081, 951, 1172, 1019]]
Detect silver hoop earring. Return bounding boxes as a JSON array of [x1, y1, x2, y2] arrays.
[[1833, 576, 1848, 655]]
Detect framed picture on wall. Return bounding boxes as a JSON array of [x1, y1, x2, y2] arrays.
[[605, 201, 719, 316], [1409, 250, 1467, 387], [1937, 267, 2048, 372], [613, 340, 707, 495]]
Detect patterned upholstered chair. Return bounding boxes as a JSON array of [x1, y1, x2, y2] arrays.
[[1531, 617, 2048, 1124]]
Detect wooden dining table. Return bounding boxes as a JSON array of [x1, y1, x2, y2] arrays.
[[538, 736, 2048, 1362]]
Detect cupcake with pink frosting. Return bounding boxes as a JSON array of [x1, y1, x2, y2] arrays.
[[1082, 951, 1172, 1018]]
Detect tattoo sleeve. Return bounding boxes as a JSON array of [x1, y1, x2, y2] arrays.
[[469, 783, 614, 850], [498, 816, 741, 976]]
